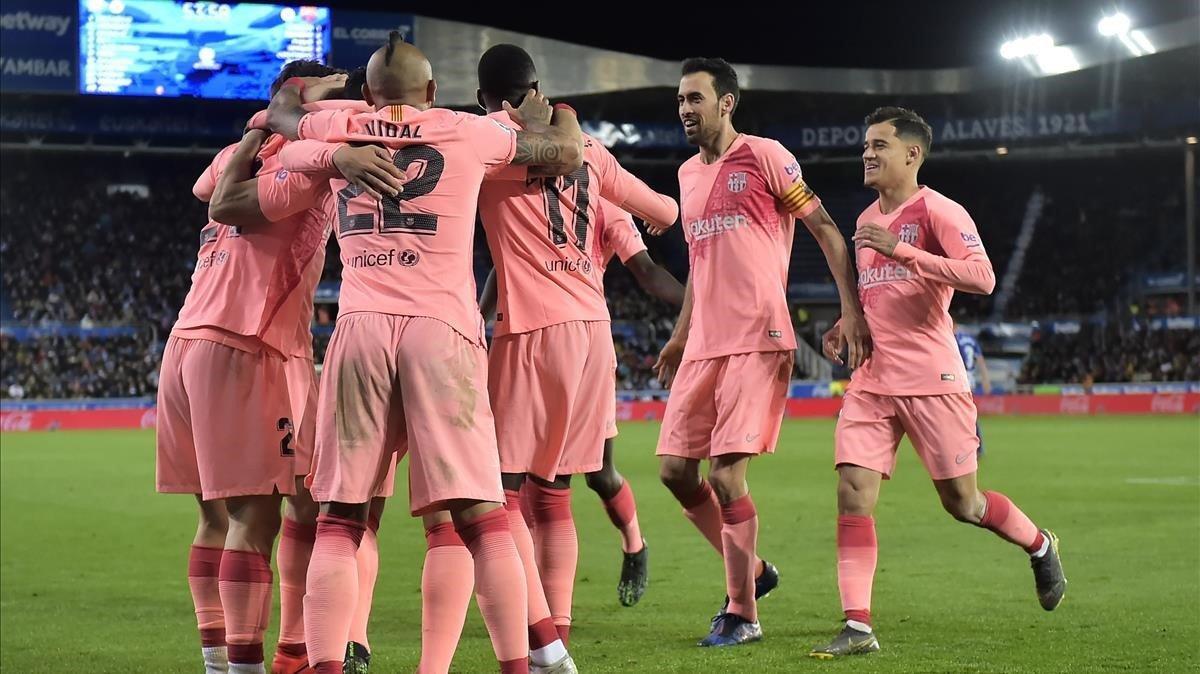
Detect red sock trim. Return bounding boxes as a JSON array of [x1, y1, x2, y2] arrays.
[[845, 609, 871, 626], [679, 481, 714, 510], [979, 491, 1011, 529], [456, 507, 509, 548], [500, 657, 529, 673], [425, 521, 465, 549], [314, 662, 344, 674], [529, 483, 573, 523], [367, 511, 382, 533], [199, 627, 226, 648], [720, 494, 757, 525], [219, 550, 272, 583], [1025, 530, 1046, 555], [315, 513, 367, 547], [601, 481, 636, 528], [275, 641, 307, 658], [555, 623, 570, 648], [282, 517, 318, 543], [504, 489, 522, 512], [188, 545, 224, 577], [837, 514, 877, 547], [227, 642, 263, 664], [528, 617, 559, 650]]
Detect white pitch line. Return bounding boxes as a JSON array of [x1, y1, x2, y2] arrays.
[[1124, 477, 1200, 486]]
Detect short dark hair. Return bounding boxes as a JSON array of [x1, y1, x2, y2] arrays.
[[864, 106, 932, 155], [681, 57, 739, 110], [478, 43, 538, 107], [270, 59, 341, 97], [342, 66, 367, 101]]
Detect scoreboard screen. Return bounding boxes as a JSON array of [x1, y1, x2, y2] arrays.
[[79, 0, 331, 100]]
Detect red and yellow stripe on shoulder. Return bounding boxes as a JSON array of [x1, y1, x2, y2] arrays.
[[781, 180, 817, 215], [388, 105, 404, 123]]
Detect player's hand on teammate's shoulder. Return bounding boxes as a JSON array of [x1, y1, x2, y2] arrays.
[[333, 145, 406, 201], [654, 337, 686, 389], [853, 222, 899, 257], [504, 89, 554, 127], [295, 73, 349, 103]]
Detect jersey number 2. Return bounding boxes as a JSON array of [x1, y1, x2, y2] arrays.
[[336, 145, 445, 237]]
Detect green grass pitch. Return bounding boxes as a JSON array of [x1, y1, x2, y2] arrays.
[[2, 416, 1198, 673]]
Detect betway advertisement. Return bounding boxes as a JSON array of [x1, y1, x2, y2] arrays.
[[0, 0, 75, 93]]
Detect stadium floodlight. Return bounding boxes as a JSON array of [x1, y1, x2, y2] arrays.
[[1129, 30, 1157, 54], [1036, 46, 1081, 75], [1097, 13, 1131, 37], [1187, 136, 1198, 145], [996, 146, 1009, 155], [1000, 33, 1055, 60], [1098, 12, 1157, 56]]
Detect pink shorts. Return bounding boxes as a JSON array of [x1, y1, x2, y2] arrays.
[[284, 356, 318, 476], [156, 335, 295, 500], [310, 313, 504, 514], [834, 389, 980, 480], [490, 321, 616, 480], [656, 350, 793, 460]]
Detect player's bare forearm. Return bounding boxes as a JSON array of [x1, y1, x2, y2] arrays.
[[803, 206, 863, 317], [478, 268, 498, 321], [512, 109, 583, 174], [627, 252, 685, 306], [266, 85, 307, 140], [669, 277, 694, 343], [208, 130, 269, 227]]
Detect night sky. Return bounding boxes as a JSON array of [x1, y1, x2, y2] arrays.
[[328, 0, 1195, 69]]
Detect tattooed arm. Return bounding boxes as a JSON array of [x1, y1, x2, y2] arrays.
[[503, 90, 584, 176]]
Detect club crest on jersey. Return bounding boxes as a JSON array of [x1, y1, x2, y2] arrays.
[[727, 172, 747, 193], [898, 223, 919, 244]]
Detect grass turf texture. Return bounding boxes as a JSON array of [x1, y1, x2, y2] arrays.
[[2, 416, 1197, 673]]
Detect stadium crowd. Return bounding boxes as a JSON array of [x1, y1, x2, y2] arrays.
[[0, 151, 1195, 399]]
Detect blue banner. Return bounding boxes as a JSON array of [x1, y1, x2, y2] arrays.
[[0, 0, 75, 93], [0, 397, 153, 411], [0, 322, 140, 339], [330, 10, 413, 70]]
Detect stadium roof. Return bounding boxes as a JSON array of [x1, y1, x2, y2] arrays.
[[350, 0, 1195, 69]]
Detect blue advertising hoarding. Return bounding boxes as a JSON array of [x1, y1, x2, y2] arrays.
[[0, 0, 76, 92], [330, 9, 413, 70]]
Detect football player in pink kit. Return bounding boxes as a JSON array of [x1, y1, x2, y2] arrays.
[[808, 107, 1066, 658], [265, 35, 584, 674], [156, 70, 358, 674], [478, 198, 684, 610], [654, 57, 870, 647], [473, 43, 679, 657], [587, 199, 686, 606]]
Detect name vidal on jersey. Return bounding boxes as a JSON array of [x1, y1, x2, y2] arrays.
[[361, 121, 422, 139]]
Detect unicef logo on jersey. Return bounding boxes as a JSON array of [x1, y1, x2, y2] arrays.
[[727, 172, 747, 193], [899, 223, 919, 244]]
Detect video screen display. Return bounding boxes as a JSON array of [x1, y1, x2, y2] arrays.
[[80, 1, 331, 100]]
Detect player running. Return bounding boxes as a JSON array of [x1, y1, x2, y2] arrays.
[[654, 57, 870, 648], [473, 43, 679, 655], [265, 35, 584, 674], [809, 107, 1066, 659]]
